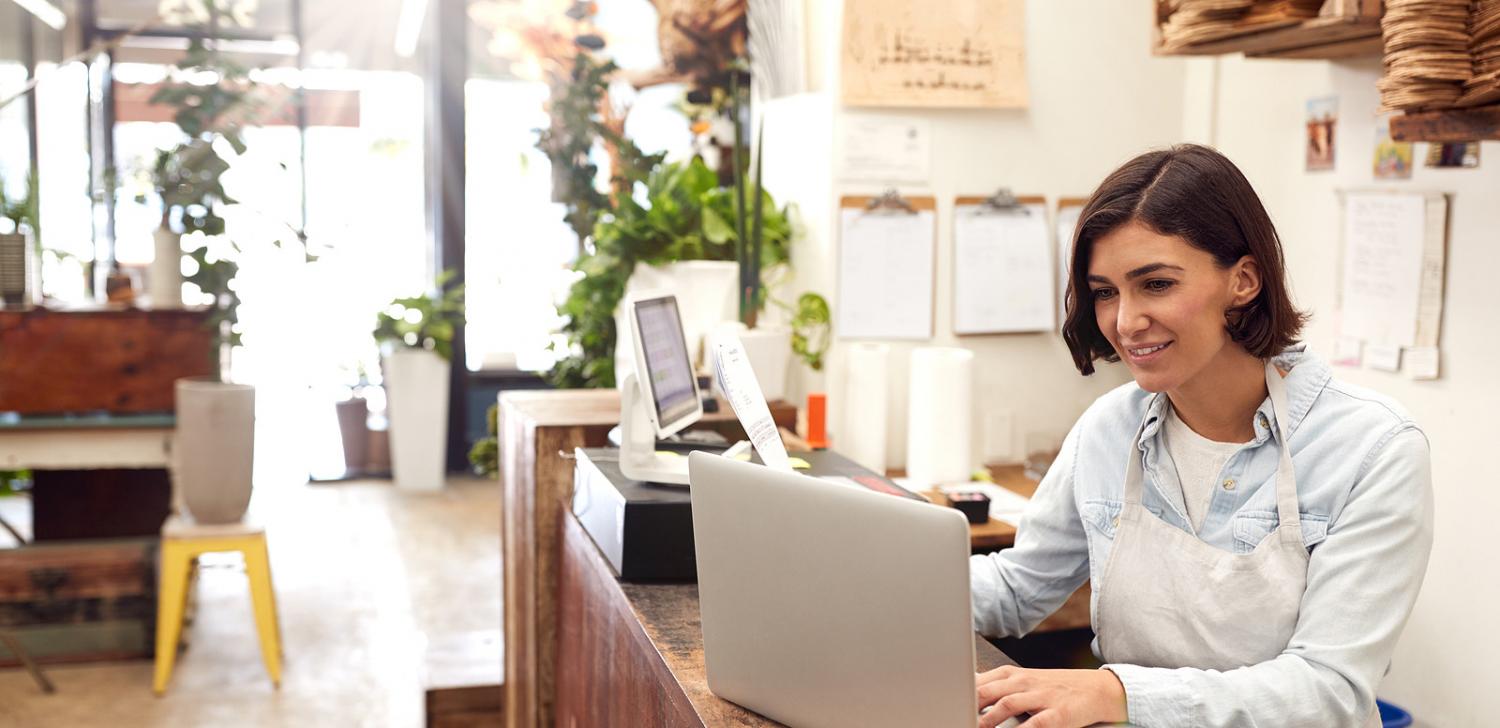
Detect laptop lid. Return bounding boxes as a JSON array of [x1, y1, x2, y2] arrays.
[[688, 451, 977, 728]]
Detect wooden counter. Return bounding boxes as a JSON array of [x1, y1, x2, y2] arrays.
[[499, 389, 796, 728], [556, 509, 1016, 726]]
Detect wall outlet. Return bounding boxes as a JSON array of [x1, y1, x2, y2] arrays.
[[983, 410, 1015, 463]]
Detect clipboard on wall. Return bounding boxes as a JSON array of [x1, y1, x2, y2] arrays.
[[952, 192, 1051, 335], [1055, 197, 1089, 328], [837, 191, 938, 340]]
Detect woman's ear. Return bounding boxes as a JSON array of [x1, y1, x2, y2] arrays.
[[1230, 255, 1262, 307]]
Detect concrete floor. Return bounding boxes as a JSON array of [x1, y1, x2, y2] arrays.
[[0, 477, 502, 728]]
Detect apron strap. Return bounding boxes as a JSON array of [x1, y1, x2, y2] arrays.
[[1264, 360, 1303, 544], [1120, 399, 1154, 522]]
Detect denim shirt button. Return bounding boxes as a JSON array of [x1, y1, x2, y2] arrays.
[[1223, 478, 1236, 491], [1257, 413, 1270, 429]]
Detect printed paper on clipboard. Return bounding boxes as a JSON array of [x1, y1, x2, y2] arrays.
[[712, 334, 793, 471]]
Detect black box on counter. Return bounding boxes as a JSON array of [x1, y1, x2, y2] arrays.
[[571, 447, 920, 582]]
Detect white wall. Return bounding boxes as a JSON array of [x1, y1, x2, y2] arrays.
[[763, 0, 1182, 469], [761, 1, 1495, 724], [1201, 53, 1500, 728]]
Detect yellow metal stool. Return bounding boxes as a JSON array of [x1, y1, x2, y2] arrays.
[[153, 516, 282, 695]]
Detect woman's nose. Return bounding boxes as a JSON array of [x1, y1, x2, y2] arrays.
[[1116, 295, 1151, 339]]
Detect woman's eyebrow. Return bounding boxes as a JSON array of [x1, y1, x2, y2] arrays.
[[1086, 263, 1184, 285], [1124, 262, 1185, 279]]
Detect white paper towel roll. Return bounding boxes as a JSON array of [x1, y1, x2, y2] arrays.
[[842, 343, 890, 473], [906, 347, 974, 487]]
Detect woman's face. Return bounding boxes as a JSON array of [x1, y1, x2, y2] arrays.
[[1086, 221, 1257, 394]]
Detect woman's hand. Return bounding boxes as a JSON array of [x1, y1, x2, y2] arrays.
[[975, 665, 1128, 728]]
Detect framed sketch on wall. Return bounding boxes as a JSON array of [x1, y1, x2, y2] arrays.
[[841, 0, 1028, 109]]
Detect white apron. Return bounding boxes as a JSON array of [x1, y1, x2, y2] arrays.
[[1095, 362, 1377, 726]]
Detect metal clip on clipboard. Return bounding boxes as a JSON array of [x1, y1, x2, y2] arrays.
[[862, 188, 919, 216], [966, 188, 1032, 216]]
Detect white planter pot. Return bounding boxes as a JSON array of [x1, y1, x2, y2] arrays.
[[149, 226, 182, 308], [708, 323, 792, 402], [383, 348, 450, 491], [614, 260, 739, 383], [176, 378, 256, 524]]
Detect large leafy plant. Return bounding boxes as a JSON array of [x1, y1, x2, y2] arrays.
[[548, 157, 792, 389], [150, 37, 253, 358], [146, 11, 308, 379]]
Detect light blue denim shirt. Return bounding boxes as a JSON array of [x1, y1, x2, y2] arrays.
[[970, 346, 1434, 727]]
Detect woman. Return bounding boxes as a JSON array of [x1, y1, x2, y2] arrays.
[[970, 144, 1433, 728]]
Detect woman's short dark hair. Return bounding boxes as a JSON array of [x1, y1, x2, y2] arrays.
[[1062, 144, 1307, 375]]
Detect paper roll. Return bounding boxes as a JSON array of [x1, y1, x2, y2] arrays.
[[906, 347, 974, 488], [842, 343, 890, 473]]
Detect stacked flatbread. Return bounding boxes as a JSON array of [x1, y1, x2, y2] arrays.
[[1160, 0, 1259, 50], [1159, 0, 1322, 51], [1378, 0, 1472, 111], [1459, 0, 1500, 106]]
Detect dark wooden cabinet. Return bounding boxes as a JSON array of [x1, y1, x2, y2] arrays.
[[555, 510, 1017, 727], [0, 539, 158, 666], [499, 390, 797, 728], [0, 307, 214, 415]]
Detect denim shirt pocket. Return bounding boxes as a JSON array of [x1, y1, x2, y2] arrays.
[[1231, 510, 1330, 554], [1082, 499, 1124, 539]]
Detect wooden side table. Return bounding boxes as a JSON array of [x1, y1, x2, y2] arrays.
[[498, 389, 796, 728]]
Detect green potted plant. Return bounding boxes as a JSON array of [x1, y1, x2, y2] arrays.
[[373, 273, 465, 491]]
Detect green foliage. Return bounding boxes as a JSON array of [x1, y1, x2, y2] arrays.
[[547, 157, 792, 389], [146, 11, 309, 373], [0, 469, 30, 495], [148, 22, 255, 369], [788, 292, 832, 371], [537, 52, 663, 244], [373, 271, 467, 362], [0, 168, 40, 241], [468, 403, 500, 479]]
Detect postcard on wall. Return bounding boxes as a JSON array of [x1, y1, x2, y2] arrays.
[[841, 0, 1027, 109], [1426, 141, 1480, 168], [1306, 96, 1337, 172], [1373, 117, 1413, 180]]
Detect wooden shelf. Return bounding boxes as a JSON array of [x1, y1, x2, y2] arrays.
[[1155, 0, 1382, 60], [1390, 105, 1500, 142]]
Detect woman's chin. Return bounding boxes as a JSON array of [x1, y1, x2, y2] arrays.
[[1127, 369, 1178, 394]]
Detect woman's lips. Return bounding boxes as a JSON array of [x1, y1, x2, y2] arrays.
[[1124, 341, 1172, 363]]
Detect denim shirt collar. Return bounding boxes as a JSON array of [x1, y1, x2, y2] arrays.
[[1136, 345, 1330, 448], [1132, 345, 1332, 522]]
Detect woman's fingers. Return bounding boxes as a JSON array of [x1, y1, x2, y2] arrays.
[[977, 677, 1022, 707], [978, 691, 1047, 728]]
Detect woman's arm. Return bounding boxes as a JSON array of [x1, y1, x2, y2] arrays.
[[1103, 425, 1434, 727], [970, 419, 1092, 638]]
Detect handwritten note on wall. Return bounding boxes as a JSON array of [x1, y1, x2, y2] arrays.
[[841, 0, 1027, 109], [1339, 193, 1425, 347]]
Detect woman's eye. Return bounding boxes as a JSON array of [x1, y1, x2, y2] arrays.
[[1091, 288, 1115, 301], [1144, 279, 1175, 292]]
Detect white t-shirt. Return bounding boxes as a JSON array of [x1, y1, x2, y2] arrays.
[[1161, 402, 1247, 531]]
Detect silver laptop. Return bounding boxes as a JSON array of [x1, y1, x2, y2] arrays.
[[689, 451, 990, 728]]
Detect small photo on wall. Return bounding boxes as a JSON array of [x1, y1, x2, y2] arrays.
[[1425, 141, 1480, 168], [1373, 117, 1413, 180], [1305, 96, 1338, 172]]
